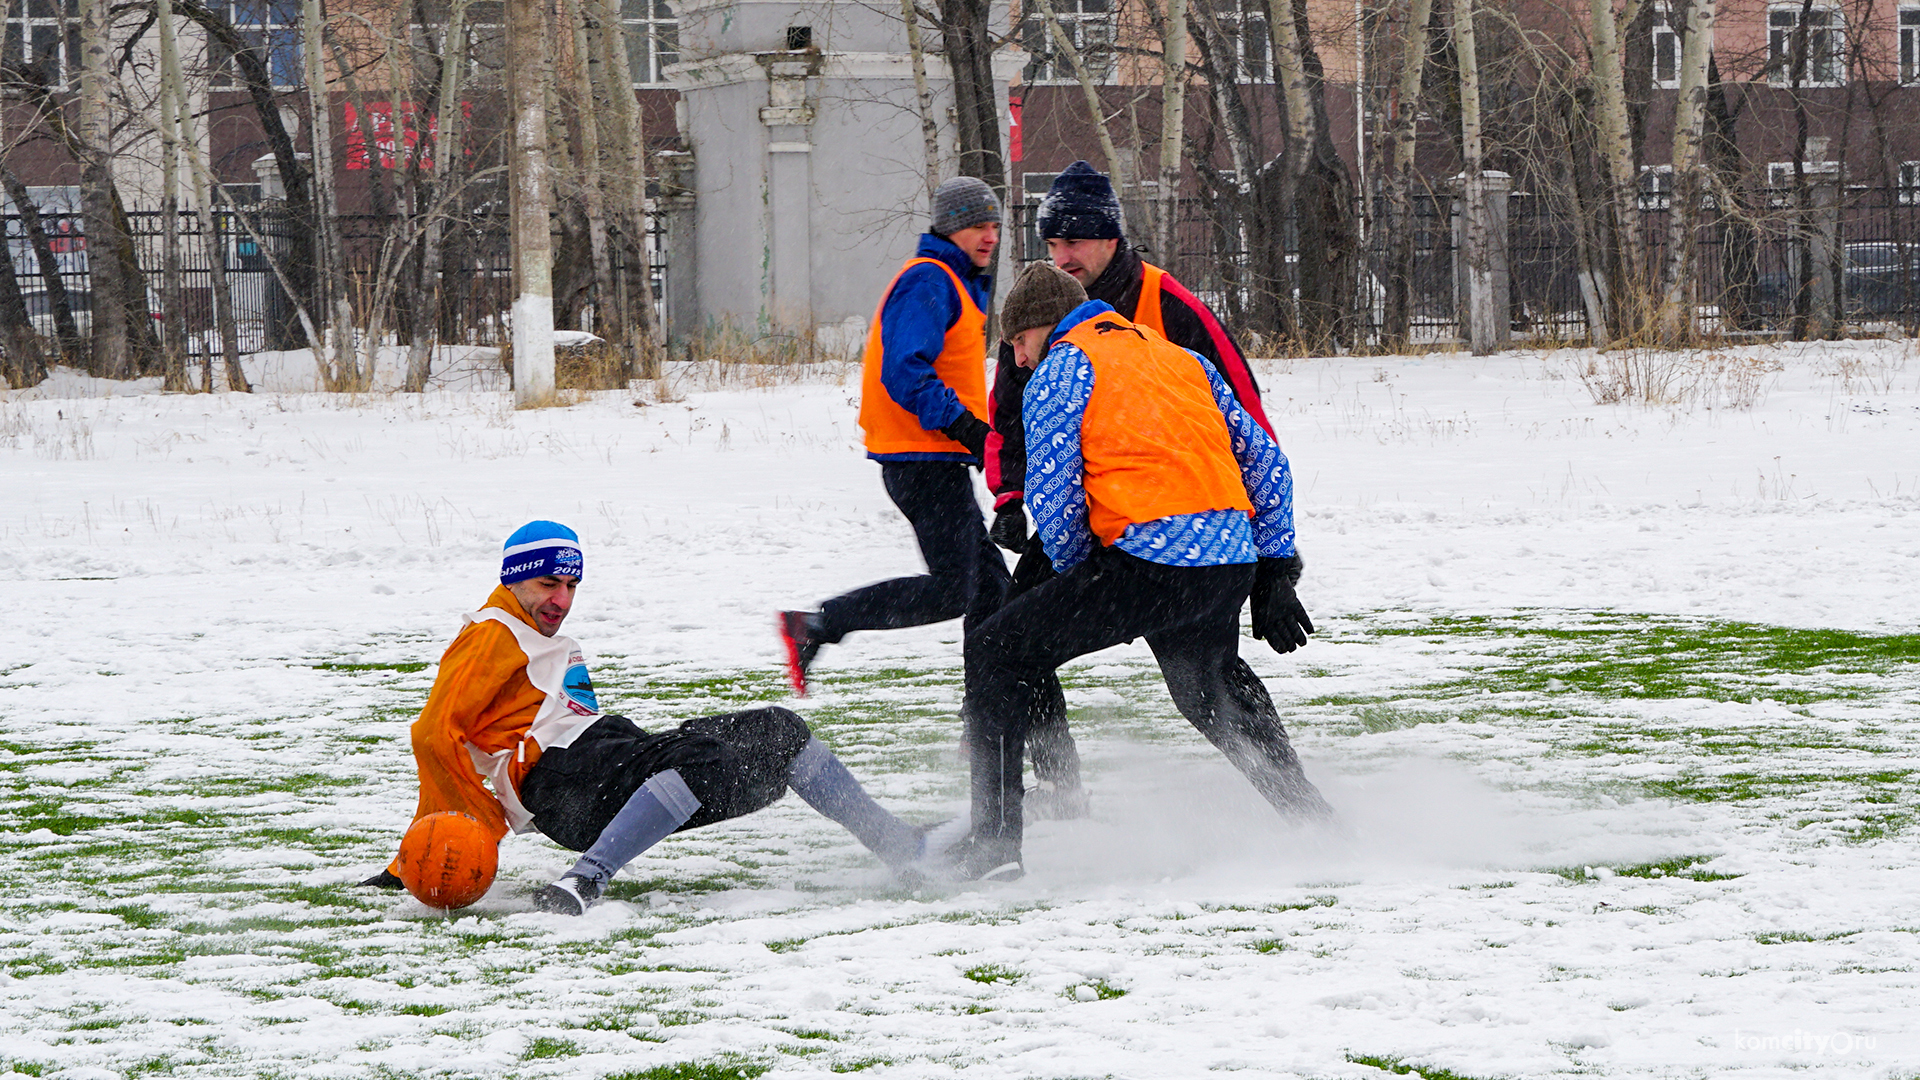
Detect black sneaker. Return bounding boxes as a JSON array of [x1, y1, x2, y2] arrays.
[[778, 611, 824, 696], [532, 874, 604, 915], [935, 833, 1025, 883], [359, 869, 405, 890]]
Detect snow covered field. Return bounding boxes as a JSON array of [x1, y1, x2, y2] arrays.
[[2, 339, 1917, 1079]]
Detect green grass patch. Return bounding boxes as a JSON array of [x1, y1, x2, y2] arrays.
[[312, 661, 429, 674], [607, 1059, 769, 1080], [962, 963, 1021, 985], [1348, 1052, 1500, 1080], [522, 1036, 578, 1060]]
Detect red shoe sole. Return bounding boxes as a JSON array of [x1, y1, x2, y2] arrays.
[[778, 613, 809, 697]]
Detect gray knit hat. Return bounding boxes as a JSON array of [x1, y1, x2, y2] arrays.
[[1001, 262, 1088, 338], [930, 176, 1002, 236]]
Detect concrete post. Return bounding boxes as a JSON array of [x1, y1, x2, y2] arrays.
[[759, 51, 821, 341], [655, 149, 698, 348], [1807, 173, 1840, 339], [1452, 170, 1511, 354]]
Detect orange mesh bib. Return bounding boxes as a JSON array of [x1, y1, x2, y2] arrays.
[[1059, 310, 1251, 546], [858, 258, 989, 455]]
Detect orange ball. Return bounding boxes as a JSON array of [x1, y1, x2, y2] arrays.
[[396, 811, 499, 909]]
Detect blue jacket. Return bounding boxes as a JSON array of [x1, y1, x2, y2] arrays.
[[871, 233, 995, 463]]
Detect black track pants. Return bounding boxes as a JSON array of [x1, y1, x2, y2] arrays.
[[964, 547, 1330, 846], [519, 707, 813, 852], [818, 461, 1011, 642], [1007, 536, 1078, 792]]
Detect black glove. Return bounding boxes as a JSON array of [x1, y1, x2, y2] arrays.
[[941, 412, 991, 461], [990, 501, 1028, 551], [1250, 554, 1314, 654]]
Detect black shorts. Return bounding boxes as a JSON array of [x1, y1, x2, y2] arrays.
[[517, 706, 813, 852]]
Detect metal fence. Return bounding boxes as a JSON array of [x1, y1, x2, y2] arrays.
[[5, 203, 668, 357], [1012, 185, 1920, 345]]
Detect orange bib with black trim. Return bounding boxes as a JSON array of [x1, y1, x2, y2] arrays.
[[858, 258, 989, 455], [1059, 310, 1251, 546]]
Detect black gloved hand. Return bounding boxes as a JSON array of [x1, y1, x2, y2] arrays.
[[990, 501, 1028, 551], [941, 412, 991, 461], [1250, 554, 1314, 654]]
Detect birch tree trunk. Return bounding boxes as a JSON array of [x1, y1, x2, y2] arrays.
[[407, 0, 468, 391], [156, 66, 192, 390], [566, 0, 615, 338], [1156, 0, 1188, 262], [1384, 0, 1433, 346], [903, 0, 942, 198], [78, 0, 130, 378], [1451, 0, 1493, 353], [303, 0, 360, 388], [1659, 0, 1712, 341], [508, 0, 557, 405], [1588, 0, 1645, 336], [161, 0, 250, 391]]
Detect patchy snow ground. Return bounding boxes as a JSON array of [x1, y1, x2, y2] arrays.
[[2, 338, 1918, 1080]]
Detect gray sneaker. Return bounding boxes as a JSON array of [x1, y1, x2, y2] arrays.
[[532, 874, 603, 915]]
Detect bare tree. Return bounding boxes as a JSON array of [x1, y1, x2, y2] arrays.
[[1033, 0, 1129, 191], [904, 0, 943, 197], [507, 0, 557, 404], [1157, 0, 1189, 260], [936, 0, 1007, 202], [1658, 0, 1713, 340], [1384, 0, 1435, 346], [303, 0, 361, 388], [78, 0, 133, 377], [406, 0, 470, 391]]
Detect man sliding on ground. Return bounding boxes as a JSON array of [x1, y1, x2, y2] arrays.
[[362, 521, 943, 913]]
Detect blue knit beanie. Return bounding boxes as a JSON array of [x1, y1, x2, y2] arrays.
[[930, 176, 1002, 237], [501, 520, 584, 583], [1037, 161, 1125, 240]]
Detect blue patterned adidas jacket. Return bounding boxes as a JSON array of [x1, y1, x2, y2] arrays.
[[1024, 300, 1296, 574]]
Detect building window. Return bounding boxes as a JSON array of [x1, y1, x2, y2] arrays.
[[1900, 161, 1920, 205], [3, 0, 81, 89], [1020, 0, 1115, 85], [212, 0, 301, 90], [1651, 5, 1680, 89], [1767, 159, 1840, 205], [1197, 0, 1270, 81], [621, 0, 678, 84], [1901, 7, 1920, 84], [1638, 165, 1672, 210], [465, 1, 505, 79], [1768, 6, 1844, 86]]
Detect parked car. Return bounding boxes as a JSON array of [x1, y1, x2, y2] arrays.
[[1752, 242, 1920, 318], [19, 287, 91, 338]]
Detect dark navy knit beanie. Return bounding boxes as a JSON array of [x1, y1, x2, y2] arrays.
[[1037, 161, 1124, 240]]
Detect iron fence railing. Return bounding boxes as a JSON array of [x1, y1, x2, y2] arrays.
[[1011, 185, 1920, 346], [4, 203, 668, 357]]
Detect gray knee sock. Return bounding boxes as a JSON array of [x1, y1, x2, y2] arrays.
[[787, 738, 921, 867], [570, 769, 702, 884]]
